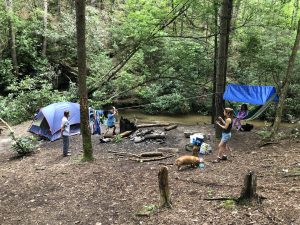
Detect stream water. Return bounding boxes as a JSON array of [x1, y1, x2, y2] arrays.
[[118, 109, 295, 128]]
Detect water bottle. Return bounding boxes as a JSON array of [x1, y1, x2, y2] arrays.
[[199, 157, 205, 170]]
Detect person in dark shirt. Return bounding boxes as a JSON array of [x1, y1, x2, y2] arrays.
[[213, 108, 234, 163]]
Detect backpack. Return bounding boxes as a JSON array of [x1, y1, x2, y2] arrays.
[[241, 123, 254, 132]]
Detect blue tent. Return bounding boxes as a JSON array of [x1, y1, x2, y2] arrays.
[[223, 84, 278, 105], [29, 102, 81, 141]]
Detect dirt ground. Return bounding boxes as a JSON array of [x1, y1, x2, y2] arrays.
[[0, 121, 299, 225]]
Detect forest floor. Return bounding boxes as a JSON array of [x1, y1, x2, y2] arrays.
[[0, 121, 299, 225]]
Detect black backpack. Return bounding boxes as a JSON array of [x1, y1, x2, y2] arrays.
[[241, 123, 254, 132]]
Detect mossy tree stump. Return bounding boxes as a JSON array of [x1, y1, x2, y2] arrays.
[[238, 171, 261, 203], [158, 166, 172, 208]]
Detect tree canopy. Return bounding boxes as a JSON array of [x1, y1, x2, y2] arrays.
[[0, 0, 299, 127]]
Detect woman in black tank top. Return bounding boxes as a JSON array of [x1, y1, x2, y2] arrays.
[[213, 108, 234, 163]]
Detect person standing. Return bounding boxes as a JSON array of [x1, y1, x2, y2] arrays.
[[213, 108, 234, 163], [104, 106, 118, 136], [61, 110, 71, 156]]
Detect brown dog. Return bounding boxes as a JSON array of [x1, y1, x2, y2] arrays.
[[175, 155, 200, 171], [192, 145, 199, 157]]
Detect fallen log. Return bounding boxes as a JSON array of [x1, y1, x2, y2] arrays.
[[119, 130, 134, 138], [283, 173, 300, 178], [129, 154, 174, 163], [164, 124, 178, 131], [144, 133, 166, 140], [157, 147, 179, 153], [107, 150, 140, 158], [140, 152, 163, 157], [136, 123, 170, 128], [259, 141, 279, 148]]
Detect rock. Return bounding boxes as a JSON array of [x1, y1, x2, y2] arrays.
[[134, 137, 145, 143]]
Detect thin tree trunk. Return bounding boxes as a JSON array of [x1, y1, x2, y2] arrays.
[[42, 0, 48, 57], [291, 0, 299, 27], [99, 0, 104, 10], [211, 0, 218, 124], [171, 0, 177, 35], [231, 0, 241, 30], [215, 0, 233, 138], [57, 0, 61, 19], [272, 19, 300, 137], [75, 0, 93, 161], [5, 0, 18, 76]]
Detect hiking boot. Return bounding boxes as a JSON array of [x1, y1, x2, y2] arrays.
[[63, 153, 71, 157]]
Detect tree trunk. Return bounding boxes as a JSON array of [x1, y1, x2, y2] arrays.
[[99, 0, 104, 10], [215, 0, 233, 138], [211, 0, 219, 124], [291, 0, 299, 27], [271, 19, 300, 137], [171, 0, 177, 35], [75, 0, 93, 161], [57, 0, 61, 20], [5, 0, 18, 76], [239, 171, 257, 201], [158, 166, 172, 208], [42, 0, 48, 57], [231, 0, 241, 30]]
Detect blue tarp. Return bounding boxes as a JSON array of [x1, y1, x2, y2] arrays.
[[29, 102, 81, 141], [223, 84, 278, 105]]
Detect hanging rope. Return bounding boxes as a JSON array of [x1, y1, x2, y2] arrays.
[[117, 93, 215, 110]]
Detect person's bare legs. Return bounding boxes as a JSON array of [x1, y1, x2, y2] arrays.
[[217, 141, 226, 158]]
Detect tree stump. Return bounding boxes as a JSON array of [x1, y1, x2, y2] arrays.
[[119, 117, 136, 133], [158, 166, 172, 208], [238, 171, 258, 202]]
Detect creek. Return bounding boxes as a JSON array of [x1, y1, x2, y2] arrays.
[[118, 109, 295, 128]]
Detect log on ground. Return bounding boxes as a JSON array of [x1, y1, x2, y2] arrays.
[[164, 124, 178, 131], [136, 123, 170, 128], [140, 152, 163, 157]]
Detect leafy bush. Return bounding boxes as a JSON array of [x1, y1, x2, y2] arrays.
[[11, 136, 38, 156], [113, 134, 122, 143], [0, 75, 75, 124], [143, 92, 191, 114]]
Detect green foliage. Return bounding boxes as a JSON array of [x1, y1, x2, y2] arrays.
[[0, 74, 74, 124], [0, 0, 300, 121], [11, 135, 38, 156], [135, 204, 157, 216], [113, 134, 122, 143], [141, 90, 191, 114], [222, 199, 235, 209]]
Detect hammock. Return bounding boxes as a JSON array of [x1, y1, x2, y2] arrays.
[[228, 93, 276, 121], [224, 84, 279, 121], [244, 93, 276, 121]]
